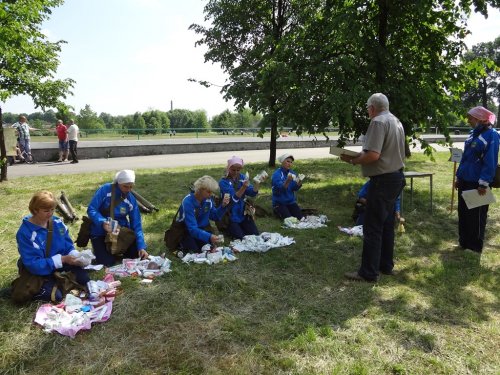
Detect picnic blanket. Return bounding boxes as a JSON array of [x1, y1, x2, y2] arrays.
[[34, 274, 118, 338]]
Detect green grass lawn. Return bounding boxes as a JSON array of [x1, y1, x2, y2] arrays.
[[0, 154, 498, 375]]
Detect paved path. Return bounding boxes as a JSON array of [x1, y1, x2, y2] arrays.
[[7, 142, 457, 179]]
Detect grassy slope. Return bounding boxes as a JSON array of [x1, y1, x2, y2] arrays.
[[0, 153, 498, 375]]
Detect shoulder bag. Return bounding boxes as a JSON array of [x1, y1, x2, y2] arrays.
[[11, 220, 54, 304], [105, 184, 137, 255]]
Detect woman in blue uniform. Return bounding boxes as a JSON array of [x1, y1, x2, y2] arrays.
[[455, 106, 499, 253], [219, 156, 261, 239], [87, 170, 148, 266], [271, 153, 304, 220], [177, 175, 229, 253], [15, 191, 89, 302]]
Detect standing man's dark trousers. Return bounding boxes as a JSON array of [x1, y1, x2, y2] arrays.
[[457, 180, 489, 253], [359, 171, 405, 281], [69, 140, 78, 163]]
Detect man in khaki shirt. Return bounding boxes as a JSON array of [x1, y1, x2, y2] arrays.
[[341, 93, 405, 282]]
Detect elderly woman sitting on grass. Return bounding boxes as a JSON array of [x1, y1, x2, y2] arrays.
[[271, 152, 304, 220], [218, 155, 262, 240], [13, 191, 89, 303], [175, 175, 230, 256], [87, 169, 149, 266]]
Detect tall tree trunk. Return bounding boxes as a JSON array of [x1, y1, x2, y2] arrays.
[[375, 0, 389, 86], [0, 106, 8, 182], [481, 77, 488, 108], [269, 117, 278, 167]]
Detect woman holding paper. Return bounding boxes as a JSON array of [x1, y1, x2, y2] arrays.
[[219, 156, 262, 239], [455, 106, 499, 253], [272, 152, 304, 220]]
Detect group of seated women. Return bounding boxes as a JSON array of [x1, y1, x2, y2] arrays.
[[14, 153, 305, 303]]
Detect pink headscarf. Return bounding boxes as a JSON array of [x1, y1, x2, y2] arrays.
[[468, 106, 496, 125], [227, 156, 244, 169]]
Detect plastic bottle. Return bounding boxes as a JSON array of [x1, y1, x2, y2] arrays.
[[87, 280, 100, 301]]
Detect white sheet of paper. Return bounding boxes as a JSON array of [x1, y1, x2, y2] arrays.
[[84, 264, 104, 271], [449, 148, 463, 163], [461, 188, 496, 209], [329, 146, 359, 157]]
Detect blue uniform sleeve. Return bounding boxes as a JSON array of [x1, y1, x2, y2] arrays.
[[87, 184, 109, 226], [16, 218, 73, 276], [480, 131, 500, 184], [272, 168, 286, 195], [289, 169, 301, 192], [17, 230, 55, 276], [58, 220, 76, 256], [358, 181, 370, 199], [395, 194, 401, 213], [128, 195, 147, 249], [245, 183, 258, 198], [219, 178, 239, 202], [182, 197, 212, 243], [209, 198, 228, 221]]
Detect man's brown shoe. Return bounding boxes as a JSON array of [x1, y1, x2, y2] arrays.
[[344, 271, 378, 283]]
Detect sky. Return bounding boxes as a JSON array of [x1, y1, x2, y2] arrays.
[[2, 0, 500, 119]]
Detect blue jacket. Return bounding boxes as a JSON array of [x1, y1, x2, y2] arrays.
[[16, 215, 78, 276], [219, 174, 258, 223], [456, 126, 499, 186], [272, 167, 301, 206], [177, 192, 227, 243], [87, 183, 147, 250], [358, 180, 401, 212]]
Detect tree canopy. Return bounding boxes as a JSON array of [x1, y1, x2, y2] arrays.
[[462, 36, 500, 120], [0, 0, 74, 180], [191, 0, 500, 165]]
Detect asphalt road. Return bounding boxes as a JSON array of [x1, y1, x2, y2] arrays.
[[7, 143, 457, 179]]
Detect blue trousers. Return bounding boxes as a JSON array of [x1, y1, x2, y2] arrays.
[[227, 216, 259, 239], [359, 171, 405, 280], [179, 227, 214, 253], [33, 265, 90, 302], [457, 180, 489, 252], [273, 202, 303, 220], [91, 236, 140, 266]]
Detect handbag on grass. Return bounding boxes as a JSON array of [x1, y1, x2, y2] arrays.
[[105, 184, 136, 255], [11, 220, 53, 304], [75, 215, 92, 247], [164, 207, 187, 251]]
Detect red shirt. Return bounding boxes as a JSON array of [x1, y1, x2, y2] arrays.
[[56, 124, 68, 141]]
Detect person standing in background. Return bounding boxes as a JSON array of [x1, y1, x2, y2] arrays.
[[55, 120, 68, 162], [67, 119, 80, 163], [11, 115, 37, 163], [340, 93, 406, 282], [455, 106, 499, 254]]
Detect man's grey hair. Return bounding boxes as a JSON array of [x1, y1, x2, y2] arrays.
[[367, 93, 389, 111], [193, 175, 219, 193]]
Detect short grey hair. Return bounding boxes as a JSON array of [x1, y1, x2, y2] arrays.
[[367, 93, 389, 111], [193, 175, 219, 193]]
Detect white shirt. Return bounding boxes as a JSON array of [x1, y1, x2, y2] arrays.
[[67, 124, 79, 141]]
